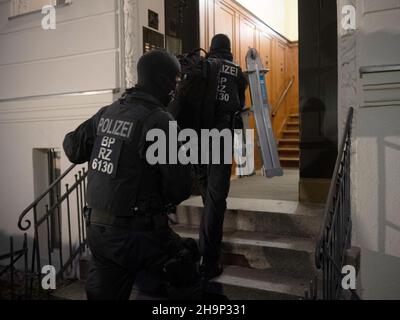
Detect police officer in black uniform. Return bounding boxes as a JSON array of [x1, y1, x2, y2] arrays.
[[198, 34, 248, 280], [63, 50, 194, 300]]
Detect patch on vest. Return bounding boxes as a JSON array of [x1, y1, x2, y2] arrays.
[[91, 117, 138, 178], [90, 136, 123, 178]]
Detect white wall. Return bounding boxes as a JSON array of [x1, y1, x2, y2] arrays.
[[0, 0, 166, 254], [0, 91, 115, 251], [0, 0, 122, 251], [0, 0, 121, 100], [338, 0, 400, 300], [284, 0, 298, 42], [236, 0, 298, 41]]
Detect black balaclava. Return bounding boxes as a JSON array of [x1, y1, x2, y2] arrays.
[[137, 50, 181, 106], [209, 34, 233, 61]]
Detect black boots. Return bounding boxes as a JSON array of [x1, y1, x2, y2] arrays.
[[200, 262, 224, 281]]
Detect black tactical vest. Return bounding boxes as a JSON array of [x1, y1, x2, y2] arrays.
[[215, 59, 243, 116], [87, 94, 164, 217]]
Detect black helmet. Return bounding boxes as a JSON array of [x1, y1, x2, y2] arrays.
[[137, 50, 181, 106]]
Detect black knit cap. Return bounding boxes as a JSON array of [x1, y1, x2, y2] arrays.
[[210, 34, 231, 53]]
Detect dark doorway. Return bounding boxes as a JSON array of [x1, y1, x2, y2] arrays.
[[33, 149, 62, 250], [165, 0, 200, 55], [298, 0, 338, 202]]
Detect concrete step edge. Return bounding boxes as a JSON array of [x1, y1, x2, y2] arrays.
[[279, 139, 300, 143], [283, 130, 300, 134], [178, 197, 325, 217], [52, 267, 310, 300], [173, 225, 315, 253], [209, 266, 309, 299], [278, 148, 300, 152], [280, 157, 300, 162]]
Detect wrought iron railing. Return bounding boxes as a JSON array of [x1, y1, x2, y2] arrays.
[[16, 164, 88, 298], [314, 107, 357, 300], [0, 234, 28, 300]]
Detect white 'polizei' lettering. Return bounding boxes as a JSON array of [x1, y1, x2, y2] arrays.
[[221, 64, 238, 77], [98, 118, 134, 139]]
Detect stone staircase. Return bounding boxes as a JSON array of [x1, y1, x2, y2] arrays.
[[52, 196, 324, 300], [173, 197, 325, 300], [278, 114, 300, 168]]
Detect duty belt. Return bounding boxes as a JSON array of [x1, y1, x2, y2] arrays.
[[87, 208, 169, 231]]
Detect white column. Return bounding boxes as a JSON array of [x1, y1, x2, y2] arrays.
[[123, 0, 140, 88]]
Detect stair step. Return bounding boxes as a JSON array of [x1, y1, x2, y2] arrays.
[[279, 156, 300, 168], [283, 130, 299, 134], [173, 225, 316, 275], [289, 114, 299, 119], [278, 147, 300, 152], [283, 131, 300, 139], [52, 281, 87, 300], [278, 140, 300, 149], [207, 266, 309, 300], [176, 197, 324, 238], [174, 225, 314, 253], [286, 127, 299, 132], [287, 122, 300, 126], [52, 281, 167, 301], [279, 139, 300, 143], [280, 157, 300, 162], [280, 157, 300, 168], [52, 267, 310, 300], [279, 153, 300, 159]]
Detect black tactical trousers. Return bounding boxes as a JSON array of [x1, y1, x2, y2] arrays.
[[197, 115, 234, 265], [85, 223, 173, 300]]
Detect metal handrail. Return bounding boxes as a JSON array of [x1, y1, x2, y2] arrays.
[[315, 107, 354, 268], [14, 163, 88, 299], [314, 107, 355, 300], [272, 77, 294, 117], [0, 234, 28, 299], [18, 164, 76, 231]]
